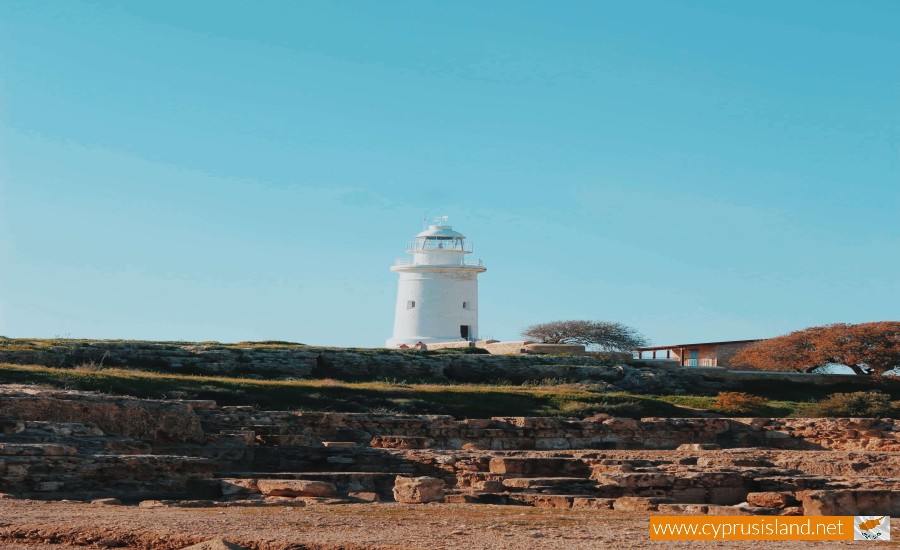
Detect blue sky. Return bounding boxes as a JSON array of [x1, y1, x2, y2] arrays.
[[1, 1, 897, 347]]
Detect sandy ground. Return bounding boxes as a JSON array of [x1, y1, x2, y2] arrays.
[[0, 500, 896, 549]]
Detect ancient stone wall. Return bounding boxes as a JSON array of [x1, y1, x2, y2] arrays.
[[4, 385, 900, 454], [4, 385, 900, 516], [196, 408, 900, 452], [0, 387, 205, 443]]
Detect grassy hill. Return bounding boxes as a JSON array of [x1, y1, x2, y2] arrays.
[[0, 362, 811, 418]]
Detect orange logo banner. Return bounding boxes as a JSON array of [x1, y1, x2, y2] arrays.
[[650, 516, 864, 541]]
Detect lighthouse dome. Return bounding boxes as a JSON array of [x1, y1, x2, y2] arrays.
[[415, 225, 465, 239]]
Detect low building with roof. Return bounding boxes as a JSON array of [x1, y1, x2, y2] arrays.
[[633, 339, 763, 368]]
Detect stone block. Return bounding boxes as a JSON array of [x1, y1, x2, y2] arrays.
[[572, 497, 615, 510], [392, 476, 444, 504], [798, 490, 857, 516], [746, 492, 796, 509], [613, 496, 672, 512], [445, 494, 478, 503], [257, 480, 337, 498], [507, 494, 574, 509], [90, 498, 121, 506], [501, 477, 589, 490], [676, 443, 721, 451], [705, 505, 751, 516], [594, 473, 675, 489], [179, 539, 248, 550], [348, 491, 380, 503], [488, 457, 588, 476], [369, 436, 428, 449], [220, 478, 260, 495], [657, 503, 708, 515], [473, 480, 505, 493]]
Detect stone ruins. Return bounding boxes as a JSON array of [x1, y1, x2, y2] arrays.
[[2, 384, 900, 517]]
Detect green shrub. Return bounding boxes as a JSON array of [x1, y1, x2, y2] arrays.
[[804, 391, 893, 417], [714, 392, 769, 415]]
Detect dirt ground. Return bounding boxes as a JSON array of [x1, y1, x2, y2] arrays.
[[0, 500, 895, 549]]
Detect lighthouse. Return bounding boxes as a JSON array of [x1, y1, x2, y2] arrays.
[[386, 217, 487, 347]]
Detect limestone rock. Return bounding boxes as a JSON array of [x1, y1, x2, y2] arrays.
[[256, 480, 336, 498], [220, 479, 260, 495], [348, 491, 380, 503], [473, 480, 505, 493], [798, 490, 856, 516], [657, 503, 709, 515], [90, 498, 121, 506], [706, 505, 752, 515], [746, 492, 796, 509], [179, 540, 248, 550], [613, 497, 673, 512], [392, 476, 444, 504], [677, 443, 721, 451], [572, 497, 616, 510]]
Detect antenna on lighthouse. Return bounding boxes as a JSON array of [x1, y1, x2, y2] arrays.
[[422, 211, 427, 230]]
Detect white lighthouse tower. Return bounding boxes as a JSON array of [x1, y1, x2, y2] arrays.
[[386, 217, 487, 347]]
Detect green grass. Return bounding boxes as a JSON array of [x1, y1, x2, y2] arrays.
[[0, 361, 874, 419], [0, 363, 699, 418], [654, 394, 808, 417]]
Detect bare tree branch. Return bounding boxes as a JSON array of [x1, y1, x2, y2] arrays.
[[521, 320, 650, 352]]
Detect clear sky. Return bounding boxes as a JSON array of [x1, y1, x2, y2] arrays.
[[1, 1, 897, 347]]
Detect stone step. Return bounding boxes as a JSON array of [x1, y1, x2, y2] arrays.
[[2, 434, 152, 454], [13, 490, 188, 503], [0, 443, 77, 456], [488, 457, 590, 477], [500, 477, 596, 494], [210, 472, 405, 498], [8, 421, 105, 438], [505, 493, 580, 509]]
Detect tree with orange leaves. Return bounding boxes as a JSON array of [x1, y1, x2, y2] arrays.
[[731, 322, 900, 375]]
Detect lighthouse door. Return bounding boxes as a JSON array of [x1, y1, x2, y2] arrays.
[[460, 325, 470, 340]]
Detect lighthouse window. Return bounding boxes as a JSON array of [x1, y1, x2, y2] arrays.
[[462, 301, 469, 309], [407, 300, 416, 309]]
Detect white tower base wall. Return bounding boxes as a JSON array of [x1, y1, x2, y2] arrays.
[[386, 268, 481, 347]]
